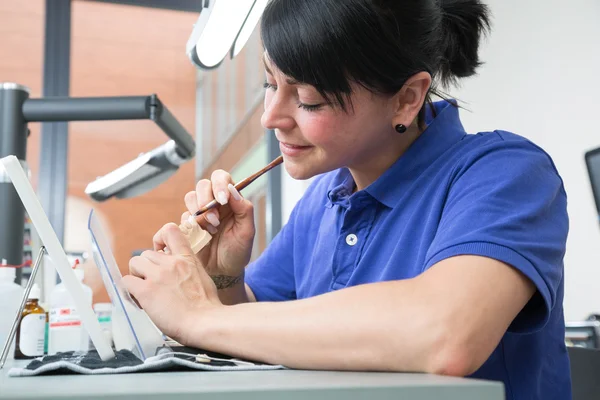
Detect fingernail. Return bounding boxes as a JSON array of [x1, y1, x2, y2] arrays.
[[217, 191, 228, 205], [206, 224, 218, 235], [228, 184, 242, 201], [205, 212, 220, 227], [187, 215, 198, 226]]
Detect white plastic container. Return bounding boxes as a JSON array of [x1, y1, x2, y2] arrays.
[[0, 262, 24, 360], [48, 268, 92, 354], [93, 302, 113, 348]]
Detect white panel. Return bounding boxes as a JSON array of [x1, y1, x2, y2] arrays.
[[450, 0, 600, 320], [0, 156, 114, 360]]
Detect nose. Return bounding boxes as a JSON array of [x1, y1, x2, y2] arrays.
[[261, 91, 295, 132]]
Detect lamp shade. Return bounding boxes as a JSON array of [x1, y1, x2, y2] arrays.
[[231, 0, 269, 58], [186, 0, 258, 69]]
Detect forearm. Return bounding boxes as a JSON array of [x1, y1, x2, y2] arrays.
[[186, 280, 443, 372], [210, 271, 256, 305]]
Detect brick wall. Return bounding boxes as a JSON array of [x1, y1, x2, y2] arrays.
[[1, 0, 199, 303]]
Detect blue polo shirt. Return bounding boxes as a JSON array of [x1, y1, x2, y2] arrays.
[[245, 100, 571, 399]]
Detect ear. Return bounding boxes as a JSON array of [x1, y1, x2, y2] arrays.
[[392, 72, 432, 127]]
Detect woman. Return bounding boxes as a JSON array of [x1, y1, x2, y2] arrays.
[[124, 0, 570, 398]]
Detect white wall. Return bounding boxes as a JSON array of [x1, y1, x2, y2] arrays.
[[281, 170, 313, 225], [279, 0, 600, 320], [452, 0, 600, 320]]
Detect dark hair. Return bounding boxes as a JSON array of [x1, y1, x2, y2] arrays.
[[261, 0, 491, 127]]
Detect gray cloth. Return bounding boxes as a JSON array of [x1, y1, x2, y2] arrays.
[[8, 348, 284, 377]]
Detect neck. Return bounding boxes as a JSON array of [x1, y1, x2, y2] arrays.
[[349, 123, 423, 191]]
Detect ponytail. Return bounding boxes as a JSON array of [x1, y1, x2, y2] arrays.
[[437, 0, 491, 88]]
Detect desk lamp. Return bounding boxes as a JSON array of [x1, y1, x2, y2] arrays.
[[0, 84, 195, 282]]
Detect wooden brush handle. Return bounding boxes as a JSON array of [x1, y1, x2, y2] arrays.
[[194, 156, 283, 217]]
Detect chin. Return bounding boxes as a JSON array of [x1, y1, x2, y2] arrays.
[[284, 161, 334, 180], [284, 165, 314, 180], [282, 160, 314, 179]]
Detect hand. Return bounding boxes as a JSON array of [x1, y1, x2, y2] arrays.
[[123, 224, 222, 343], [175, 169, 255, 283]]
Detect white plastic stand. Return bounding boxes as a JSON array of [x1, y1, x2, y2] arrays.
[[0, 155, 114, 362]]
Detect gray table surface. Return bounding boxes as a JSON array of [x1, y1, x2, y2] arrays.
[[0, 359, 505, 400]]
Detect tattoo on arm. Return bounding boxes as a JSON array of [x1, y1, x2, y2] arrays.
[[211, 273, 244, 290]]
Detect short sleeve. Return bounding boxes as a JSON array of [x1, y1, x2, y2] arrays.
[[245, 204, 299, 302], [424, 136, 568, 333]]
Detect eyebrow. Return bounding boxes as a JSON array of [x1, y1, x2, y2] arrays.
[[262, 54, 301, 86]]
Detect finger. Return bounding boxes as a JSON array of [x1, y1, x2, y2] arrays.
[[226, 184, 256, 242], [210, 170, 235, 207], [181, 211, 191, 225], [140, 250, 170, 265], [187, 186, 220, 233], [226, 183, 253, 219], [153, 223, 174, 252], [194, 180, 219, 216], [181, 211, 217, 235], [122, 275, 145, 307], [153, 226, 167, 252], [180, 212, 217, 238], [155, 223, 194, 256], [129, 255, 157, 280]]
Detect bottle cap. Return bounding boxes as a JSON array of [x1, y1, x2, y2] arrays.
[[93, 302, 112, 313], [0, 266, 16, 281], [28, 283, 41, 300]]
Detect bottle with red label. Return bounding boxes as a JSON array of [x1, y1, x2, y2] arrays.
[[48, 263, 92, 355]]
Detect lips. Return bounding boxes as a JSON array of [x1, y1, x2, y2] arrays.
[[279, 142, 312, 157], [281, 142, 310, 148]]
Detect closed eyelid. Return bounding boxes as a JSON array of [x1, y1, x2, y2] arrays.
[[298, 89, 326, 103], [264, 78, 326, 108]]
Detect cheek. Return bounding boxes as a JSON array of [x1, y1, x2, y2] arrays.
[[298, 113, 346, 148]]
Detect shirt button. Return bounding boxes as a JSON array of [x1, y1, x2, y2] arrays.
[[346, 234, 358, 246]]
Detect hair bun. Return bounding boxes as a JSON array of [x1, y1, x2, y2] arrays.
[[438, 0, 491, 87]]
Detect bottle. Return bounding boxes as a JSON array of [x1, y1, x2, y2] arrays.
[[48, 268, 92, 354], [93, 302, 113, 348], [0, 260, 24, 360], [14, 283, 46, 359]]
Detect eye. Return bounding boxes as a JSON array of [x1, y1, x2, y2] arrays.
[[263, 82, 277, 91], [298, 103, 323, 112]]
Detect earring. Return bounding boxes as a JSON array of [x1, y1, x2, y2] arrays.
[[395, 124, 407, 134]]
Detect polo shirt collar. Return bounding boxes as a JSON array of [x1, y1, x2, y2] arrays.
[[327, 100, 467, 209]]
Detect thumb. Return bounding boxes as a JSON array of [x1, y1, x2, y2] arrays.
[[226, 184, 255, 239], [121, 274, 145, 308], [227, 184, 254, 220], [156, 223, 194, 256]]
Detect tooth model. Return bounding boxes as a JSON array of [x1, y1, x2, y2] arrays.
[[179, 216, 212, 254]]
